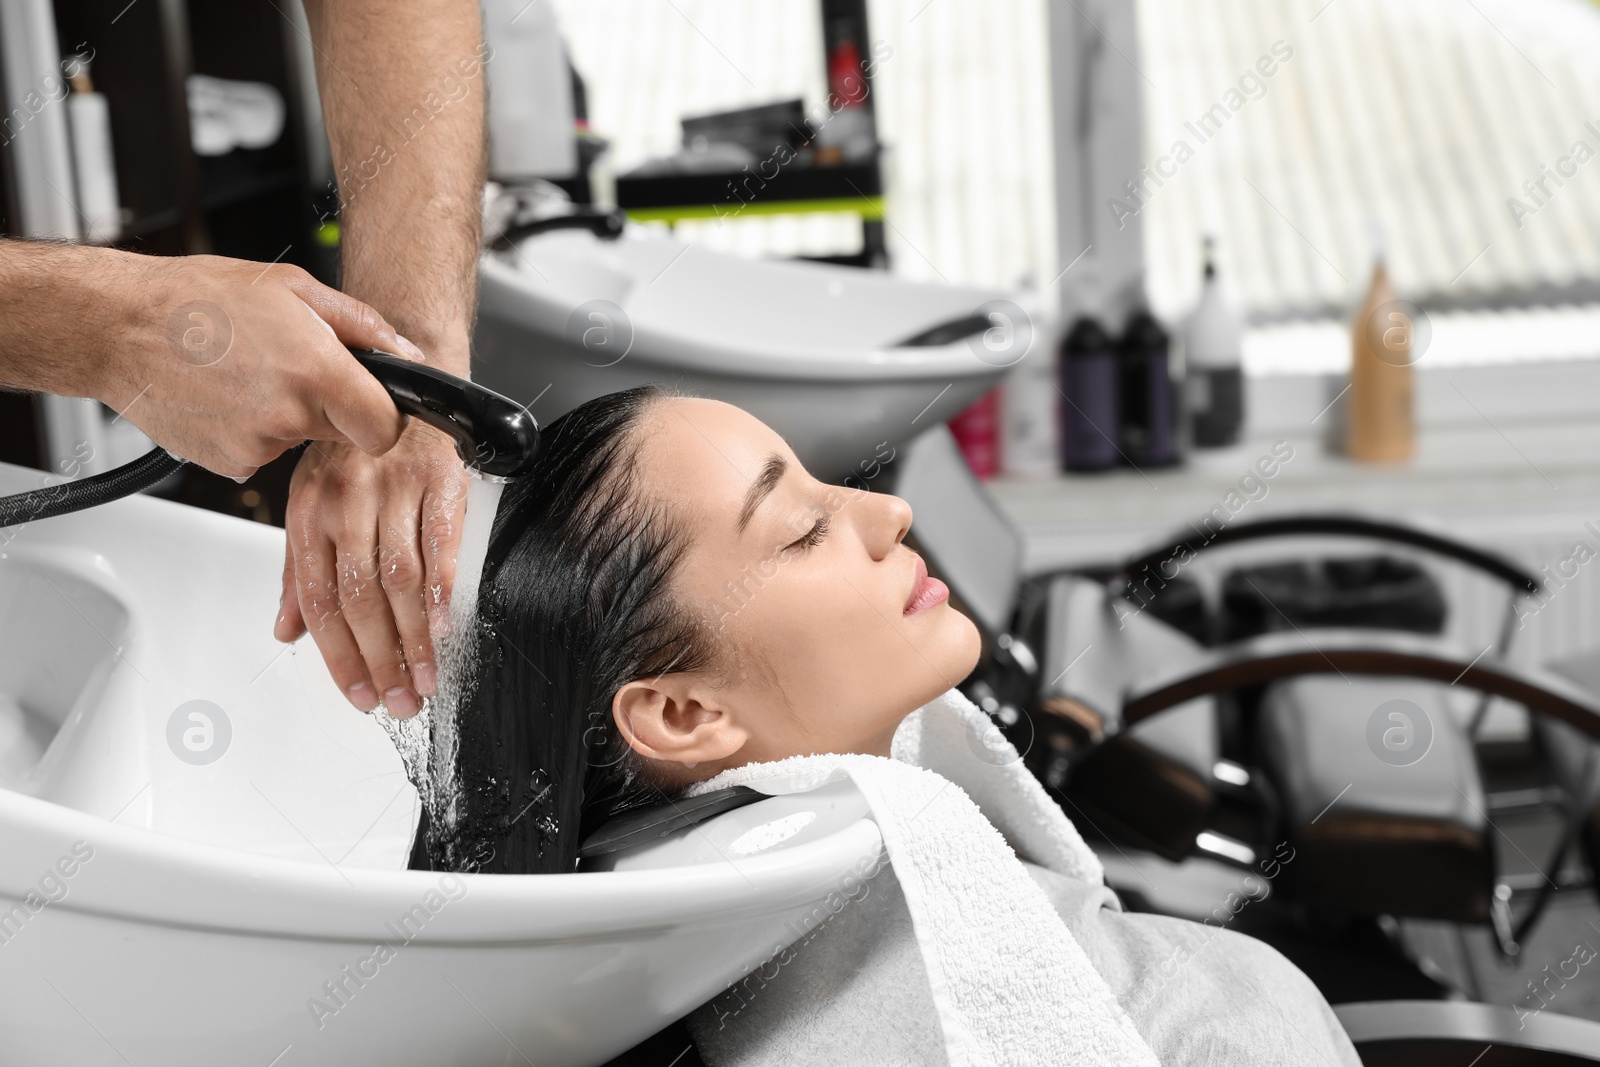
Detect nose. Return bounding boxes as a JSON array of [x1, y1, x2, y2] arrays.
[[861, 492, 912, 560]]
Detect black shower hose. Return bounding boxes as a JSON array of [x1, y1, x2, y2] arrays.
[[0, 348, 541, 530], [0, 446, 187, 528]]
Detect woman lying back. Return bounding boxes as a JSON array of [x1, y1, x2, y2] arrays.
[[423, 386, 1360, 1065]]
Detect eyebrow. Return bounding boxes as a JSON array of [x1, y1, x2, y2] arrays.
[[738, 453, 787, 534]]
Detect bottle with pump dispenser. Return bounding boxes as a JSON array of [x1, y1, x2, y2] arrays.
[[1182, 237, 1244, 448], [1346, 235, 1415, 464]]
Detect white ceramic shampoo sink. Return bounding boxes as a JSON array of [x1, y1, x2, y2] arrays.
[[0, 462, 883, 1066], [0, 554, 127, 791]]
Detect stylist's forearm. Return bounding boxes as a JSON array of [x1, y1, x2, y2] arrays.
[[0, 241, 115, 398], [302, 0, 486, 371]]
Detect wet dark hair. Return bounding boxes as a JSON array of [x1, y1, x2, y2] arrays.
[[412, 385, 717, 875]]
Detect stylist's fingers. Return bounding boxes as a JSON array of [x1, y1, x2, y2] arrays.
[[280, 265, 408, 355], [295, 534, 379, 712], [274, 539, 307, 644], [308, 327, 407, 458], [335, 514, 419, 719], [420, 465, 468, 641], [375, 505, 437, 701], [275, 268, 409, 457]]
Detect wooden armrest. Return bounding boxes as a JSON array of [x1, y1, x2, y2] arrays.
[[1121, 629, 1600, 743]]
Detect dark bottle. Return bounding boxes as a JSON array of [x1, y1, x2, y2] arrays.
[[1119, 309, 1181, 466], [1059, 316, 1120, 471], [1184, 238, 1246, 448]]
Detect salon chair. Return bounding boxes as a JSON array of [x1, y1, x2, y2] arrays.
[[1528, 650, 1600, 914], [1106, 520, 1557, 936]]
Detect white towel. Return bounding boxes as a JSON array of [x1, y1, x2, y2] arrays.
[[685, 688, 1159, 1067]]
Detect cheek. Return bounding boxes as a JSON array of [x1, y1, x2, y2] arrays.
[[761, 568, 968, 695], [724, 564, 897, 723], [733, 569, 879, 678], [753, 557, 974, 666], [714, 562, 983, 755]]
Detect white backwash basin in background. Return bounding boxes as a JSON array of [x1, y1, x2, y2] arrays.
[[475, 229, 1041, 481]]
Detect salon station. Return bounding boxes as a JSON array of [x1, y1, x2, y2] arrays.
[[3, 0, 1600, 1064]]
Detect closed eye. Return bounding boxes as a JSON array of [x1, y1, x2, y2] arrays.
[[784, 515, 830, 553]]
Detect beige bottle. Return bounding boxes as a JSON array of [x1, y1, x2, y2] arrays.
[[1346, 255, 1415, 464]]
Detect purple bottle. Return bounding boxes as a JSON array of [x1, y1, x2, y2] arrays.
[[1060, 316, 1120, 471], [1119, 309, 1180, 467]]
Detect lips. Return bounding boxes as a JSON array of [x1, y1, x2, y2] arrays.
[[903, 555, 950, 617]]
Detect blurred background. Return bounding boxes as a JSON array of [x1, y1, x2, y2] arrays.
[[7, 0, 1600, 551], [7, 0, 1600, 1037]]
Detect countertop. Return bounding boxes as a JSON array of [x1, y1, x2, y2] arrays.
[[986, 416, 1600, 571]]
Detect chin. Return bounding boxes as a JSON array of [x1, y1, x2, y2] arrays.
[[897, 603, 983, 709], [933, 603, 984, 684]]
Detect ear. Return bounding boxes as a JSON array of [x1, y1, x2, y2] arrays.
[[612, 677, 748, 768]]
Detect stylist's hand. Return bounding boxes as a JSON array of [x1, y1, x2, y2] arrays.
[[275, 419, 468, 716], [101, 253, 413, 477]]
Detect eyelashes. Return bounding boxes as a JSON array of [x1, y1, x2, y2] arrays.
[[784, 514, 830, 553]]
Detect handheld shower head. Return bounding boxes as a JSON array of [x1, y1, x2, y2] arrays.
[[349, 349, 540, 480]]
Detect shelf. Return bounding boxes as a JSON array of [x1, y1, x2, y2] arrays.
[[616, 160, 884, 220]]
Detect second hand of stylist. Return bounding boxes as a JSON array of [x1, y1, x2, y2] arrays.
[[271, 0, 488, 719]]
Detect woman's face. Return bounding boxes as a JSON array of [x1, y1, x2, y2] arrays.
[[616, 397, 981, 770]]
